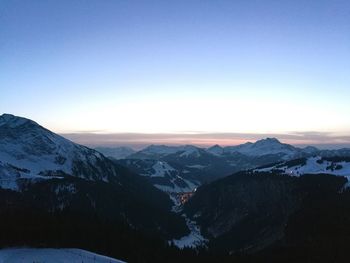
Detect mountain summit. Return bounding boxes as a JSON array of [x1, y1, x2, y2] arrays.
[[0, 114, 122, 189], [219, 137, 299, 159], [0, 113, 39, 128]]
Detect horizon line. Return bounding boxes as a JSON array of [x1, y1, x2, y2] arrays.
[[60, 131, 350, 150]]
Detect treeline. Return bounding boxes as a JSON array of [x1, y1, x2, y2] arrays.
[[0, 194, 234, 263], [1, 174, 350, 262]]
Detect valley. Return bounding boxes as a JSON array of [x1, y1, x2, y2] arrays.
[[1, 114, 350, 262], [3, 0, 350, 261]]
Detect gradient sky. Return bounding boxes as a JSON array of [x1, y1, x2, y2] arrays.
[[1, 0, 350, 147]]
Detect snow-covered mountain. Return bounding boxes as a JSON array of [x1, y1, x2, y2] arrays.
[[128, 144, 206, 159], [177, 145, 204, 158], [206, 144, 224, 156], [118, 159, 200, 194], [0, 114, 121, 190], [221, 138, 300, 159], [0, 114, 189, 244], [119, 138, 316, 194], [127, 138, 320, 162]]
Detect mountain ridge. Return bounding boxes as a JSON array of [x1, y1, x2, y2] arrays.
[[0, 113, 119, 189], [116, 138, 344, 196], [0, 113, 189, 239]]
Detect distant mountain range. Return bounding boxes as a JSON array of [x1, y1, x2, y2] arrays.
[[99, 137, 350, 161], [2, 113, 350, 262], [104, 138, 350, 197], [94, 146, 136, 160]]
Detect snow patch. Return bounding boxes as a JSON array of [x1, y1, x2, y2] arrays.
[[172, 216, 208, 249], [256, 156, 350, 184], [147, 161, 176, 178], [186, 164, 206, 169], [154, 177, 198, 194], [0, 248, 125, 263]]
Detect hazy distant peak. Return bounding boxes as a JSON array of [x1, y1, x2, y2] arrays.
[[207, 144, 224, 155], [94, 146, 136, 159], [219, 137, 298, 158], [302, 146, 319, 154], [144, 144, 180, 153], [182, 145, 199, 150], [254, 137, 281, 145], [207, 144, 223, 150]]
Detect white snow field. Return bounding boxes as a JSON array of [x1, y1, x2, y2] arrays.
[[256, 156, 350, 178], [172, 216, 208, 249], [0, 248, 125, 263]]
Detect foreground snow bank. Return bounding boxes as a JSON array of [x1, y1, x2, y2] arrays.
[[0, 248, 125, 263]]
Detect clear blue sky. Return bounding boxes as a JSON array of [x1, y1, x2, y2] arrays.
[[1, 0, 350, 146]]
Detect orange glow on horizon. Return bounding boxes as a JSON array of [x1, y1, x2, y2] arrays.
[[61, 132, 348, 149]]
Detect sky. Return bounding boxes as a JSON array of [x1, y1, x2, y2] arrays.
[[1, 0, 350, 147]]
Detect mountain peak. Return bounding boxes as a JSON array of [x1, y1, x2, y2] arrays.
[[0, 113, 38, 128], [208, 144, 223, 150], [222, 137, 297, 158], [255, 137, 281, 144], [140, 144, 181, 156], [209, 144, 222, 149], [207, 144, 224, 156], [0, 114, 121, 190]]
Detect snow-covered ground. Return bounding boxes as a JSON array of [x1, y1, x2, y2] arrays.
[[0, 114, 119, 191], [167, 188, 207, 248], [220, 138, 298, 158], [0, 248, 125, 263], [256, 156, 350, 179], [186, 164, 206, 169], [138, 160, 199, 193], [142, 161, 176, 178], [171, 216, 208, 249], [154, 177, 198, 194]]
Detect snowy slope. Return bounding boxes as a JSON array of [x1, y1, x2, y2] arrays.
[[178, 145, 202, 158], [172, 216, 207, 248], [256, 156, 350, 181], [0, 248, 124, 263], [118, 159, 199, 194], [144, 161, 176, 178], [0, 114, 119, 190], [154, 178, 198, 194], [122, 139, 308, 196]]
